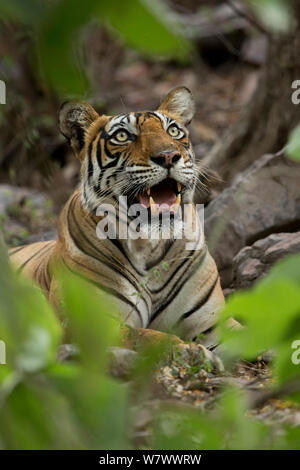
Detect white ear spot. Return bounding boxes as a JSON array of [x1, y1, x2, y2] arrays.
[[158, 86, 195, 125]]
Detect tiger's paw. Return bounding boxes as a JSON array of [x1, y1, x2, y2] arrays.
[[173, 342, 225, 374], [121, 327, 224, 373], [121, 326, 183, 351]]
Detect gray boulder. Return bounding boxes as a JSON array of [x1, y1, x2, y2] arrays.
[[205, 153, 300, 287], [232, 231, 300, 289]]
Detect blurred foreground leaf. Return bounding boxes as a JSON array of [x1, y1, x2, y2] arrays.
[[96, 0, 190, 59], [56, 266, 122, 371], [37, 0, 190, 95], [248, 0, 292, 32], [0, 0, 44, 25], [0, 242, 62, 373], [219, 254, 300, 405], [287, 123, 300, 161], [153, 387, 268, 450], [219, 276, 300, 359]]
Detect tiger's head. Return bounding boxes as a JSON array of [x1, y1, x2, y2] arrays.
[[59, 87, 197, 218]]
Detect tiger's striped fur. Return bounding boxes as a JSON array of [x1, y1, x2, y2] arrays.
[[9, 87, 225, 349]]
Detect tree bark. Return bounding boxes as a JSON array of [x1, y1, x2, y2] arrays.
[[203, 1, 300, 183]]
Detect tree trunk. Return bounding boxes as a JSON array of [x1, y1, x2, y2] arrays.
[[203, 1, 300, 183]]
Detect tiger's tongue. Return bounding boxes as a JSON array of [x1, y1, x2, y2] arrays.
[[139, 182, 177, 211]]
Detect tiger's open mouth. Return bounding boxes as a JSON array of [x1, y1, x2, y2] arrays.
[[138, 178, 182, 214]]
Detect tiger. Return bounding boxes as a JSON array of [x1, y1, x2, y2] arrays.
[[9, 87, 227, 356]]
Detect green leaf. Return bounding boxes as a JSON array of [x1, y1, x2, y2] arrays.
[[0, 242, 62, 373], [56, 267, 122, 371], [219, 276, 300, 359], [37, 0, 190, 95], [248, 0, 291, 32], [153, 387, 268, 450], [287, 124, 300, 162], [37, 0, 96, 95], [47, 366, 129, 449], [273, 338, 300, 386], [0, 0, 45, 25], [96, 0, 191, 60], [283, 425, 300, 450], [0, 378, 85, 449], [266, 253, 300, 287], [153, 407, 224, 450]]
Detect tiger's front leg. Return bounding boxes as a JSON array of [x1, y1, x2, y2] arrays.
[[148, 247, 225, 349]]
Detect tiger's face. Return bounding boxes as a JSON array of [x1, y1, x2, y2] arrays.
[[59, 87, 196, 217]]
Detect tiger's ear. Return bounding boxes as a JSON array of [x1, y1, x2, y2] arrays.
[[158, 87, 195, 126], [59, 101, 99, 155]]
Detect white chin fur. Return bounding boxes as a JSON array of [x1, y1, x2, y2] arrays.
[[138, 218, 184, 241]]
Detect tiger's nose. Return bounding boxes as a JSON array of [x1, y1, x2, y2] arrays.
[[150, 151, 181, 169]]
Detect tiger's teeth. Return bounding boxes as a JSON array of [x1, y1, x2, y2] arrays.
[[149, 196, 158, 214], [147, 188, 151, 196], [177, 182, 182, 193], [173, 193, 181, 211], [175, 193, 181, 205]]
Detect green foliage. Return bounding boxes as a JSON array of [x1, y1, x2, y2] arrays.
[[0, 242, 129, 449], [287, 124, 300, 161], [55, 267, 122, 371], [153, 388, 268, 450], [96, 0, 190, 58], [219, 275, 300, 359], [1, 234, 300, 448], [247, 0, 292, 32], [0, 0, 44, 25], [219, 253, 300, 406], [0, 0, 191, 95], [0, 246, 61, 374]]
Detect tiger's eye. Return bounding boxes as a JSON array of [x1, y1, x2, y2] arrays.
[[115, 131, 129, 142], [168, 125, 180, 137]]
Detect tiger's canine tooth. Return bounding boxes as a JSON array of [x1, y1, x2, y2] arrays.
[[149, 196, 158, 214], [173, 194, 181, 212], [177, 182, 182, 193], [147, 188, 151, 196]]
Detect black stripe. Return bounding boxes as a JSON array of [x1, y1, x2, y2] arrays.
[[148, 249, 203, 294], [181, 275, 219, 320], [9, 245, 26, 256], [61, 257, 142, 323], [67, 195, 149, 314], [87, 142, 94, 183], [109, 239, 145, 277], [150, 249, 208, 321], [96, 136, 103, 169], [17, 243, 54, 273]]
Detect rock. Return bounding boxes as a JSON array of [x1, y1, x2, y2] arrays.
[[108, 347, 138, 379], [233, 232, 300, 289], [0, 184, 56, 246], [24, 230, 57, 244], [241, 36, 268, 66], [58, 344, 138, 380], [0, 184, 48, 214], [205, 153, 300, 287]]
